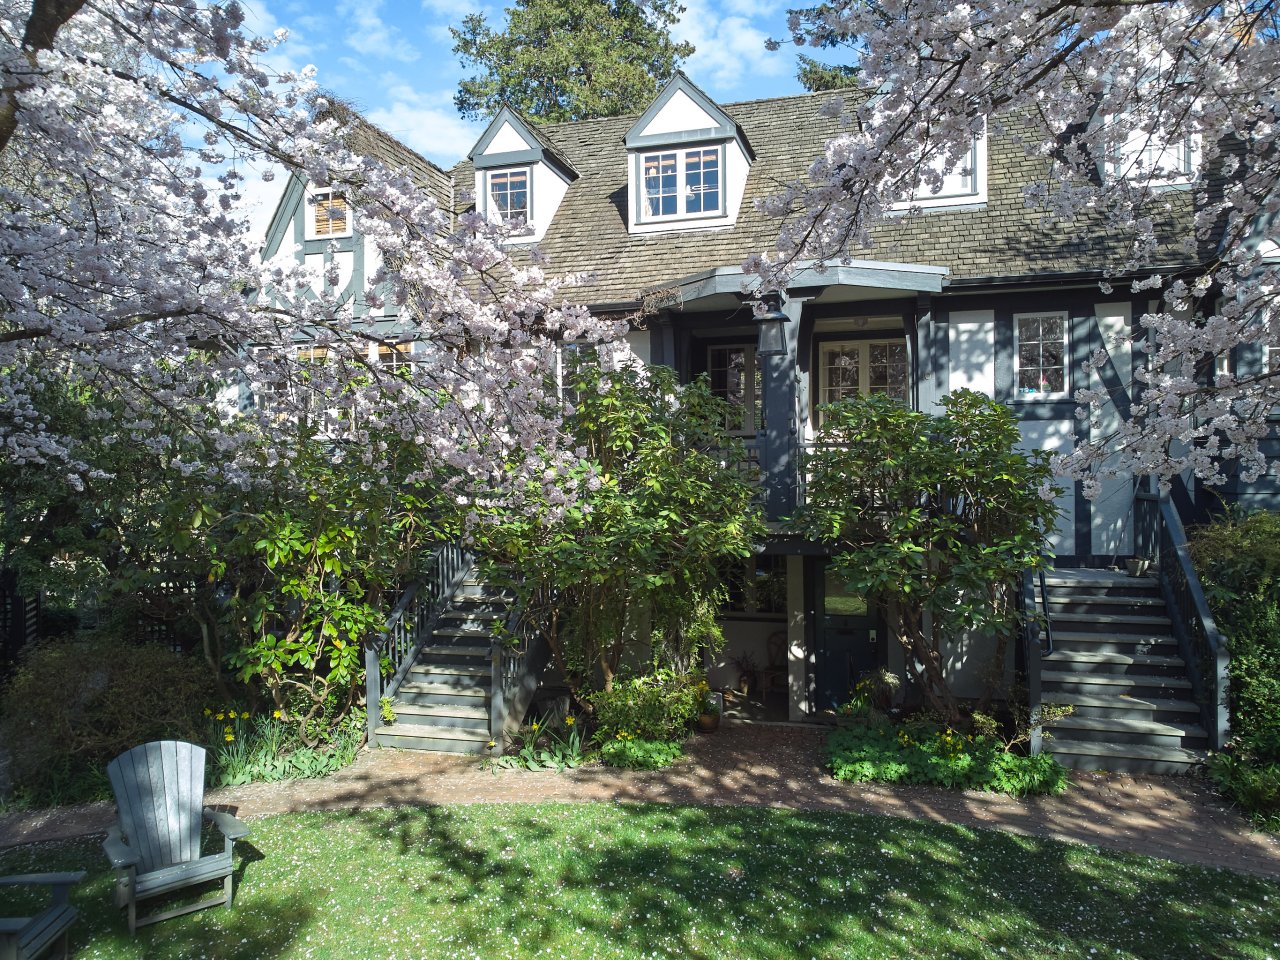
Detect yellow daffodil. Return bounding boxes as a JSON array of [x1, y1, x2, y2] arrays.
[[224, 725, 233, 733], [531, 722, 540, 732], [564, 717, 575, 727], [224, 734, 234, 742], [273, 710, 282, 719], [215, 712, 225, 721], [241, 711, 250, 719], [203, 708, 212, 717], [487, 739, 497, 749]]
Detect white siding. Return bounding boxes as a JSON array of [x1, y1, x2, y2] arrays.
[[485, 121, 531, 154], [640, 89, 720, 136], [1018, 418, 1078, 557], [947, 309, 996, 399]]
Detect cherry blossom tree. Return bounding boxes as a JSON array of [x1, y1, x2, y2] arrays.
[[0, 0, 620, 512], [760, 1, 1280, 493]]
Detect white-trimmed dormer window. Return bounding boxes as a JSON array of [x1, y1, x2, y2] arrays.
[[641, 147, 721, 220], [624, 72, 753, 234], [488, 168, 530, 223], [307, 188, 351, 240], [1112, 126, 1200, 186], [894, 133, 987, 211]]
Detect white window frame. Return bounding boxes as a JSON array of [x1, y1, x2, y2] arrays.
[[1013, 311, 1071, 400], [707, 343, 760, 436], [892, 131, 988, 211], [1110, 126, 1201, 187], [305, 187, 352, 240], [638, 145, 725, 223], [816, 337, 910, 420], [485, 167, 532, 224]]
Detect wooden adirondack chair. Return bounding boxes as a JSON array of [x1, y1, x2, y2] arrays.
[[0, 871, 86, 960], [103, 741, 250, 935]]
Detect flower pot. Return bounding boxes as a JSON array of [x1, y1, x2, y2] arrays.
[[1126, 558, 1150, 577], [697, 712, 720, 733]]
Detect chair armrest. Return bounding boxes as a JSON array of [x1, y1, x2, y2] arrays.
[[103, 826, 140, 869], [203, 807, 251, 840], [0, 871, 86, 889]]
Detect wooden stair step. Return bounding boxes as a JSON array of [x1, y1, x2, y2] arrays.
[[1040, 670, 1192, 689], [1041, 572, 1158, 588], [394, 703, 489, 721], [1049, 692, 1200, 714], [1044, 650, 1184, 668], [1048, 715, 1206, 738], [1037, 594, 1166, 606], [409, 663, 489, 677], [434, 628, 493, 639], [1049, 612, 1171, 627], [419, 644, 490, 657], [1049, 631, 1176, 646], [1047, 739, 1206, 773], [398, 681, 487, 697]]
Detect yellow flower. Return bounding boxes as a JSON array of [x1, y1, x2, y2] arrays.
[[487, 740, 497, 749], [273, 710, 282, 719], [224, 734, 234, 742], [203, 708, 212, 717], [531, 722, 540, 732], [224, 725, 233, 733], [564, 717, 575, 727], [215, 713, 225, 721], [241, 711, 250, 719]]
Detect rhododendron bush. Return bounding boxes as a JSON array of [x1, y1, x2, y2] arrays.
[[0, 0, 619, 509], [763, 0, 1280, 491]]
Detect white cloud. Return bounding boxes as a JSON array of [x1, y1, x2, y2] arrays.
[[674, 0, 789, 91], [339, 0, 421, 62], [366, 86, 484, 168]]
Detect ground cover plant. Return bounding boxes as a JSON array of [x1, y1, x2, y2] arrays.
[[1, 803, 1278, 959], [826, 717, 1070, 796]]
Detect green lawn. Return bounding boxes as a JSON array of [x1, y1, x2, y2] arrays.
[[2, 802, 1278, 959]]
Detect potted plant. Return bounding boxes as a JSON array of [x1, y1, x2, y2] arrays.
[[1126, 556, 1151, 577], [731, 653, 758, 698], [697, 690, 723, 733]]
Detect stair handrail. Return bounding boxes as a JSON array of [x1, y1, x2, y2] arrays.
[[363, 542, 472, 744], [1141, 479, 1230, 751], [1020, 568, 1045, 756]]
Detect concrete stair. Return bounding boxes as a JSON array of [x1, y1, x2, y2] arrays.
[[373, 575, 515, 754], [1037, 570, 1207, 775]]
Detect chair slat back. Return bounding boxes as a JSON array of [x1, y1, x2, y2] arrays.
[[106, 741, 207, 873]]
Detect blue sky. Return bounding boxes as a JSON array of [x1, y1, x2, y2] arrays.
[[241, 0, 811, 171]]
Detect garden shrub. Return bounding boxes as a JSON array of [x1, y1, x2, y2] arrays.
[[600, 734, 684, 770], [1189, 510, 1280, 825], [0, 633, 217, 805], [486, 715, 590, 772], [825, 718, 1069, 796], [588, 669, 702, 741]]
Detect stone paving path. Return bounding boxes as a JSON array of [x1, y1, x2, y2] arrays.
[[3, 723, 1279, 879]]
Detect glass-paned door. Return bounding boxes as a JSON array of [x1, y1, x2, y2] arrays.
[[813, 560, 884, 712], [817, 338, 910, 421], [707, 344, 761, 435]]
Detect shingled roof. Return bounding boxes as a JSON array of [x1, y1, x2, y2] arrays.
[[452, 90, 1204, 307]]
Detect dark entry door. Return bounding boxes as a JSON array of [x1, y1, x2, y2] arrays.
[[813, 561, 883, 712]]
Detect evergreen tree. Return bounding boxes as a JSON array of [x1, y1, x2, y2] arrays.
[[452, 0, 694, 124]]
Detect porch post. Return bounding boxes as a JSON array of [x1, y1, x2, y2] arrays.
[[756, 292, 802, 521]]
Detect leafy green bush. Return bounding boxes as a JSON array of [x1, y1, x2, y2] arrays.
[[589, 669, 702, 741], [1189, 510, 1280, 825], [600, 735, 684, 769], [825, 719, 1069, 796], [0, 633, 217, 805], [207, 708, 364, 786]]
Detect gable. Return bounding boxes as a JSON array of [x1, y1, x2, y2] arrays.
[[637, 89, 721, 138], [486, 119, 536, 154]]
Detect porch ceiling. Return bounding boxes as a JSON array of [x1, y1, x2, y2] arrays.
[[650, 259, 950, 312]]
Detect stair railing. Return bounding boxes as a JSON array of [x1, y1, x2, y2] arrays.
[[1019, 569, 1045, 756], [1135, 477, 1229, 751], [363, 543, 471, 745], [489, 586, 553, 754]]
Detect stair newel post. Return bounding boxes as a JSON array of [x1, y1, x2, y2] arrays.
[[1022, 570, 1043, 757], [364, 638, 382, 746], [490, 641, 506, 755]]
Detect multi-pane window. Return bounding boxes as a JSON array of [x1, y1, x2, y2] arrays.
[[1016, 313, 1068, 396], [642, 148, 721, 219], [312, 191, 349, 237], [817, 339, 909, 420], [558, 342, 598, 406], [489, 169, 529, 222], [708, 344, 760, 435], [377, 342, 413, 373]]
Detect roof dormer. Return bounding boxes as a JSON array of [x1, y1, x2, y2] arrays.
[[624, 72, 753, 235], [469, 106, 578, 245]]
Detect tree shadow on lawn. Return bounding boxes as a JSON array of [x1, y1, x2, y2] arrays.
[[351, 801, 1280, 959], [0, 835, 311, 960]]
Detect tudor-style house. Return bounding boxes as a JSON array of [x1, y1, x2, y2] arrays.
[[263, 73, 1238, 773]]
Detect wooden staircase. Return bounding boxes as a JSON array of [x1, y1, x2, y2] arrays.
[[1036, 570, 1208, 775], [373, 575, 516, 754]]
